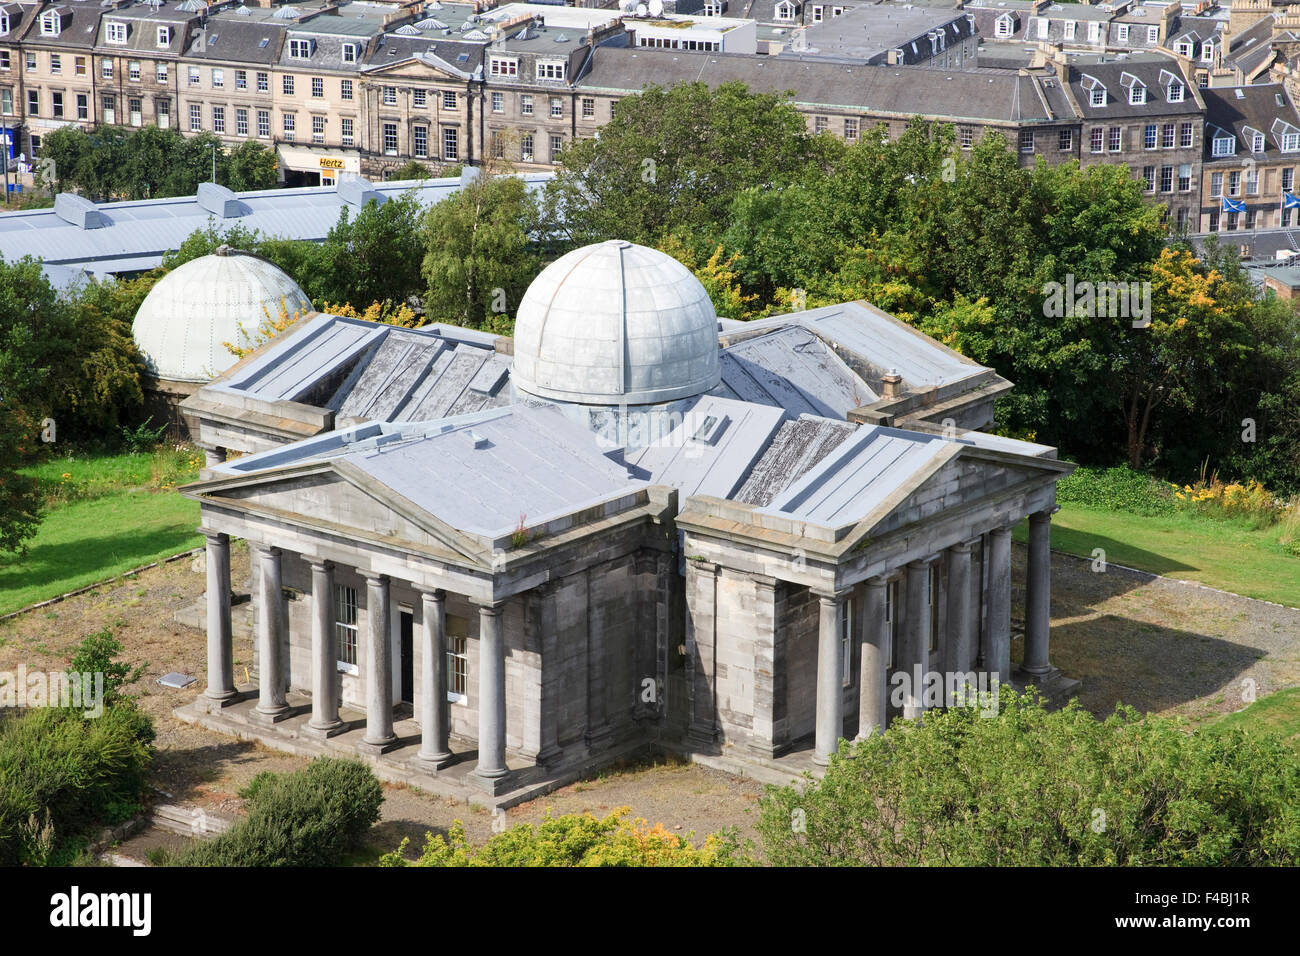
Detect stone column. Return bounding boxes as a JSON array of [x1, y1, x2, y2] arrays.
[[416, 588, 452, 770], [306, 561, 344, 738], [901, 559, 933, 720], [472, 601, 509, 791], [359, 573, 396, 753], [945, 541, 973, 702], [987, 526, 1012, 684], [856, 576, 888, 739], [813, 589, 847, 765], [252, 545, 289, 723], [1021, 510, 1053, 678], [685, 560, 719, 748], [203, 531, 237, 709]]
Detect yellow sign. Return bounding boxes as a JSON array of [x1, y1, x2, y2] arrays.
[[319, 157, 345, 170]]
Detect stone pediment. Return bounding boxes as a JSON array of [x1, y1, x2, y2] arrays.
[[362, 55, 467, 82]]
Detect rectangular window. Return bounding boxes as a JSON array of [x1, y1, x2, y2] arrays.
[[885, 581, 898, 669], [413, 88, 426, 108], [1117, 23, 1129, 42], [129, 60, 141, 82], [26, 88, 36, 116], [1228, 170, 1241, 196], [257, 109, 270, 138], [928, 565, 940, 654], [1160, 165, 1173, 192], [283, 75, 294, 96], [102, 94, 115, 124], [817, 115, 830, 135], [1227, 211, 1238, 231], [158, 98, 170, 128], [383, 122, 397, 155], [491, 131, 504, 158], [521, 132, 534, 162], [1179, 122, 1193, 148], [312, 76, 323, 99], [257, 71, 268, 93], [74, 55, 85, 76], [550, 97, 562, 118], [50, 53, 60, 74], [1246, 209, 1257, 229], [520, 94, 532, 116], [1161, 124, 1175, 149], [442, 90, 456, 110], [491, 91, 503, 113], [550, 133, 563, 161], [1168, 82, 1184, 103], [414, 124, 427, 158], [1058, 129, 1072, 151], [341, 79, 353, 101], [1063, 20, 1076, 40], [844, 117, 859, 142], [189, 65, 200, 86], [446, 615, 467, 700], [840, 601, 854, 688], [156, 63, 167, 84], [1284, 207, 1294, 227], [1, 89, 12, 115], [212, 106, 225, 133], [289, 38, 313, 59], [311, 114, 324, 142], [282, 112, 295, 141], [1142, 165, 1154, 190], [1129, 84, 1145, 106], [107, 21, 127, 44], [1209, 209, 1220, 232], [536, 60, 566, 81], [443, 126, 458, 160], [76, 92, 88, 120], [236, 108, 248, 136], [211, 68, 223, 88], [1246, 166, 1259, 195], [236, 69, 247, 91], [1178, 163, 1191, 191], [51, 91, 63, 118], [101, 57, 112, 79], [157, 25, 170, 47], [1144, 124, 1157, 149], [1147, 25, 1158, 44], [129, 97, 142, 127], [341, 117, 352, 146], [1019, 129, 1034, 152], [190, 103, 202, 131], [1036, 17, 1048, 40], [1090, 127, 1104, 153], [489, 57, 518, 77], [335, 585, 358, 668], [1210, 171, 1223, 197], [342, 43, 357, 64], [1284, 168, 1294, 191], [383, 86, 396, 106], [24, 52, 35, 72], [1109, 126, 1122, 152], [582, 97, 594, 118]]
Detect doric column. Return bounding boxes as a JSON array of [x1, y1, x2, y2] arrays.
[[203, 531, 237, 708], [1021, 510, 1053, 677], [472, 600, 509, 791], [856, 576, 888, 739], [252, 545, 289, 723], [305, 561, 344, 738], [359, 573, 396, 753], [987, 527, 1013, 684], [901, 559, 934, 720], [416, 588, 452, 769], [812, 588, 848, 765], [945, 542, 974, 696]]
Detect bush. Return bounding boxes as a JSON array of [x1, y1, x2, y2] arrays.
[[67, 630, 146, 708], [758, 689, 1300, 866], [170, 758, 383, 866], [1055, 465, 1177, 517], [0, 705, 155, 866], [381, 809, 740, 867]]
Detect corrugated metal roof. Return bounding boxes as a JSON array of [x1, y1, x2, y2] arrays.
[[0, 173, 553, 274]]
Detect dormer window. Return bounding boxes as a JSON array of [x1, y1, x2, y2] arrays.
[[1202, 41, 1214, 63], [1252, 132, 1265, 152], [0, 13, 9, 36], [1063, 20, 1076, 41], [1082, 74, 1107, 107], [1147, 26, 1158, 44], [1176, 41, 1191, 57], [288, 39, 314, 60], [107, 21, 127, 44], [1092, 88, 1106, 106], [1168, 81, 1184, 102], [1130, 84, 1146, 105], [342, 43, 357, 63], [1088, 21, 1100, 44], [775, 1, 796, 22], [536, 60, 566, 81], [1212, 134, 1236, 157], [1036, 17, 1048, 40], [1284, 132, 1300, 152], [995, 13, 1014, 38], [489, 56, 518, 77], [1116, 23, 1129, 43], [157, 26, 171, 47], [40, 10, 61, 37]]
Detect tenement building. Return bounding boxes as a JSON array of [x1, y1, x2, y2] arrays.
[[177, 240, 1077, 800]]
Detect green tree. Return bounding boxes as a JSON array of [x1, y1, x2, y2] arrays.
[[423, 173, 540, 329], [310, 190, 426, 308], [223, 140, 279, 192]]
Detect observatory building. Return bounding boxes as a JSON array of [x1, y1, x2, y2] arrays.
[[177, 240, 1075, 800]]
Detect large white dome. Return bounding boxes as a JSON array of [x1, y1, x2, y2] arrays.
[[512, 240, 721, 406], [133, 246, 313, 383]]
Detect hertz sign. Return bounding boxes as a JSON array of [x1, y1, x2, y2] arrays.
[[319, 157, 345, 170]]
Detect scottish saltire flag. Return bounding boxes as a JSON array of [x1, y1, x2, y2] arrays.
[[1284, 192, 1300, 209], [1223, 197, 1247, 213]]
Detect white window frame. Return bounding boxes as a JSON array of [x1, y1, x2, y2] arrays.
[[840, 601, 853, 688], [1129, 84, 1145, 106], [1147, 26, 1158, 44], [446, 616, 468, 703], [289, 38, 314, 60], [1212, 136, 1236, 157], [489, 57, 518, 77], [1063, 20, 1075, 41], [40, 10, 60, 37], [1116, 23, 1129, 43], [536, 60, 567, 81], [157, 26, 170, 47], [1090, 87, 1106, 107], [342, 43, 357, 63], [775, 1, 795, 22], [335, 584, 359, 674], [107, 20, 127, 44], [1168, 81, 1184, 103]]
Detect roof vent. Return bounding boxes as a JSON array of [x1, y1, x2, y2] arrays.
[[197, 181, 244, 219], [337, 175, 385, 208], [54, 193, 104, 230], [465, 429, 490, 448], [690, 413, 730, 445]]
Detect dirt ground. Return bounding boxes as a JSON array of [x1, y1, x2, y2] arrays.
[[3, 539, 1298, 863]]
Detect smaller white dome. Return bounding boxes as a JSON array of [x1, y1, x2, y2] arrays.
[[512, 240, 720, 406], [133, 247, 312, 383]]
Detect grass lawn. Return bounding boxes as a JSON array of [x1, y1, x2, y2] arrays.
[[1207, 688, 1300, 755], [1013, 504, 1300, 608], [0, 448, 203, 616]]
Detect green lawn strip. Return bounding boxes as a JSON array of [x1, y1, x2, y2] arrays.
[[24, 448, 202, 502], [0, 491, 202, 616], [1206, 688, 1300, 755], [1011, 504, 1300, 608]]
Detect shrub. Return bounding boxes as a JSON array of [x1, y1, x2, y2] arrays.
[[0, 705, 155, 866], [380, 809, 741, 867], [170, 758, 383, 866], [67, 630, 146, 707], [758, 688, 1300, 866], [1055, 465, 1176, 517]]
